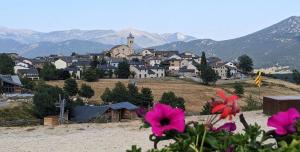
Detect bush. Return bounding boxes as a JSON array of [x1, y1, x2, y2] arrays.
[[78, 83, 94, 99], [241, 95, 262, 111], [200, 101, 212, 115], [233, 82, 244, 96], [40, 62, 58, 80], [33, 85, 65, 118], [160, 91, 185, 110]]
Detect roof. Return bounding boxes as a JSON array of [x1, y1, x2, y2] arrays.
[[110, 102, 138, 110], [72, 102, 139, 122], [148, 69, 156, 75], [99, 64, 117, 70], [129, 60, 145, 66], [72, 61, 91, 67], [0, 75, 22, 86], [179, 68, 195, 73], [72, 105, 110, 123], [110, 57, 124, 63], [264, 96, 300, 101], [110, 44, 129, 51], [17, 68, 39, 75]]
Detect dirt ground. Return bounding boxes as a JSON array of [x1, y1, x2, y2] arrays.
[[0, 111, 270, 152], [47, 77, 300, 113]]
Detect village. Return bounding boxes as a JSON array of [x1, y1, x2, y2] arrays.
[[8, 33, 246, 82]]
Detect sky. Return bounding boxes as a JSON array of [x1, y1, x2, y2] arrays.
[[0, 0, 299, 40]]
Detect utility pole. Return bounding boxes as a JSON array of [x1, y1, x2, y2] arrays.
[[57, 94, 65, 124]]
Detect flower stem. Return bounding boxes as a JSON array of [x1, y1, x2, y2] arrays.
[[200, 128, 207, 152]]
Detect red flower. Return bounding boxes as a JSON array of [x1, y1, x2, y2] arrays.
[[145, 103, 185, 137], [211, 90, 239, 120]]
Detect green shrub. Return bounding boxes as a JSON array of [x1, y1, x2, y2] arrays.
[[233, 82, 244, 96], [200, 101, 211, 115], [242, 95, 262, 111]]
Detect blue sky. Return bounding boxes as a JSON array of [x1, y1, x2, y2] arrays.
[[0, 0, 299, 40]]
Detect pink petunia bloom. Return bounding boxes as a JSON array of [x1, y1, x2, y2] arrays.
[[213, 122, 237, 132], [145, 103, 185, 137], [267, 108, 300, 135]]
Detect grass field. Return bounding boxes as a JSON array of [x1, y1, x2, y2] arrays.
[[47, 77, 300, 113]]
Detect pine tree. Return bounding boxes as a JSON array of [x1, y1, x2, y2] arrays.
[[101, 88, 113, 103], [63, 78, 78, 96], [0, 54, 14, 75], [83, 68, 98, 82], [110, 82, 129, 103], [40, 62, 58, 80], [200, 51, 207, 66], [127, 83, 140, 105], [200, 66, 218, 85], [238, 54, 253, 73], [116, 60, 130, 78], [140, 88, 154, 108]]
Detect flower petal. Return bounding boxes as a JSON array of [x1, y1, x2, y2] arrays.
[[212, 104, 226, 114]]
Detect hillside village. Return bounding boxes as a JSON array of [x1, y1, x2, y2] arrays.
[[4, 33, 247, 87]]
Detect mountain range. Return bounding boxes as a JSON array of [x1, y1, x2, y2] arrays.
[[0, 16, 300, 69], [0, 27, 196, 57], [154, 16, 300, 69]]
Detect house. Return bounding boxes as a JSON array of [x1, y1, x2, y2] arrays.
[[130, 65, 165, 79], [14, 62, 30, 74], [179, 52, 198, 60], [141, 49, 155, 56], [89, 53, 105, 60], [72, 102, 139, 123], [72, 60, 91, 70], [168, 54, 182, 60], [17, 68, 40, 80], [178, 63, 199, 77], [99, 64, 117, 78], [30, 59, 46, 69], [128, 53, 143, 61], [168, 59, 181, 71], [109, 34, 134, 58], [178, 68, 196, 77], [180, 59, 192, 68], [208, 57, 222, 66], [108, 58, 124, 68], [65, 66, 81, 79], [144, 56, 162, 66], [54, 58, 72, 69], [211, 62, 228, 79], [0, 75, 23, 93], [154, 50, 179, 58]]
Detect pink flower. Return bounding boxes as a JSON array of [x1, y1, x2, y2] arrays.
[[267, 108, 300, 135], [213, 122, 236, 132], [145, 103, 185, 137]]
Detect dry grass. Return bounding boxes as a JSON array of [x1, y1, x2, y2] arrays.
[[47, 77, 300, 113]]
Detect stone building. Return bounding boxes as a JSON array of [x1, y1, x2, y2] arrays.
[[109, 33, 134, 58]]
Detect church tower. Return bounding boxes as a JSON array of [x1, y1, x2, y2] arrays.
[[127, 33, 134, 53]]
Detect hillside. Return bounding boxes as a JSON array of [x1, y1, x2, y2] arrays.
[[47, 77, 300, 113], [154, 16, 300, 69]]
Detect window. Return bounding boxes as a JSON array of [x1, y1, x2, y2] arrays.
[[145, 74, 147, 78]]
